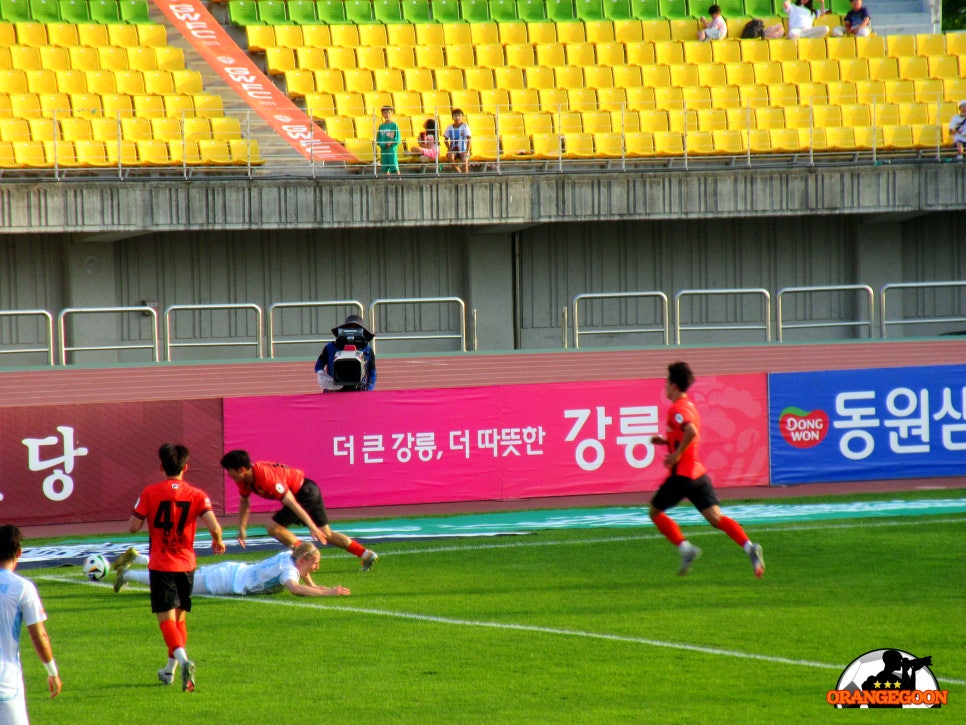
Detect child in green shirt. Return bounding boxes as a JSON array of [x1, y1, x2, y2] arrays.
[[376, 106, 400, 175]]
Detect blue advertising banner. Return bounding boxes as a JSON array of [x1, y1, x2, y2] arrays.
[[769, 364, 966, 484]]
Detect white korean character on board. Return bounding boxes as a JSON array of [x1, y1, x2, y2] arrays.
[[477, 429, 499, 457], [332, 435, 355, 464], [22, 425, 90, 502], [616, 406, 660, 468], [391, 432, 414, 462], [498, 428, 522, 457], [883, 387, 930, 454], [413, 432, 437, 461], [449, 430, 472, 458], [521, 425, 545, 455], [362, 434, 385, 463], [832, 391, 879, 461], [933, 386, 966, 451], [564, 406, 614, 472]]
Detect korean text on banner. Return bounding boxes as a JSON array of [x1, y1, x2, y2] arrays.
[[223, 375, 769, 513]]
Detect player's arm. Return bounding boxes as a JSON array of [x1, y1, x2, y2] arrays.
[[202, 510, 226, 555], [279, 490, 329, 545], [666, 422, 698, 466], [237, 495, 251, 548], [283, 579, 350, 597], [127, 514, 144, 534], [27, 621, 62, 698]]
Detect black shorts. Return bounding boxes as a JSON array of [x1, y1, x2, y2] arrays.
[[651, 473, 720, 513], [149, 570, 194, 614], [272, 479, 329, 528]]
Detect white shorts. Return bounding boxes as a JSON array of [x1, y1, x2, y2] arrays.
[[704, 27, 725, 40], [194, 562, 245, 596], [0, 692, 29, 725]]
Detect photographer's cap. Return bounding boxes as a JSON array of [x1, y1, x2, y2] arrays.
[[332, 314, 374, 340]]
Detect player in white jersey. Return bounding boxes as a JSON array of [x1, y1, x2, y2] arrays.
[[113, 542, 350, 598], [0, 525, 61, 725]]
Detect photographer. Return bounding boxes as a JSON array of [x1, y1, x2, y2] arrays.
[[314, 314, 376, 392]]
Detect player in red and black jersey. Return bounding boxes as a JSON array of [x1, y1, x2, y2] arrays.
[[220, 450, 378, 572], [128, 443, 225, 691], [649, 362, 765, 578]]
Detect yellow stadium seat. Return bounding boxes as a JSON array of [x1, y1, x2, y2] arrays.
[[138, 24, 168, 49], [329, 24, 359, 48], [174, 71, 207, 98], [27, 118, 57, 141], [182, 117, 211, 142], [150, 117, 180, 141], [384, 45, 416, 70], [54, 69, 85, 95], [826, 81, 857, 105], [911, 124, 942, 150], [245, 26, 274, 53], [781, 60, 811, 85], [562, 131, 594, 158], [653, 130, 684, 155], [122, 116, 153, 140], [38, 92, 68, 118], [682, 86, 710, 109], [752, 106, 783, 130], [391, 90, 423, 115], [665, 107, 694, 133], [40, 46, 69, 71], [421, 89, 450, 115], [769, 128, 805, 153], [566, 42, 597, 67], [913, 79, 942, 104], [474, 43, 505, 68], [713, 129, 746, 155], [97, 46, 128, 72], [69, 93, 101, 118], [747, 128, 771, 154], [668, 19, 698, 41], [724, 62, 754, 86], [871, 101, 899, 126], [725, 18, 747, 41], [612, 64, 643, 87], [712, 40, 742, 64], [768, 84, 798, 108], [823, 127, 855, 151], [683, 41, 712, 65], [143, 69, 173, 95], [101, 94, 133, 120], [500, 132, 531, 159], [59, 117, 92, 142], [585, 20, 614, 44], [510, 88, 539, 111], [168, 139, 202, 166], [496, 110, 525, 136], [737, 85, 768, 108], [375, 67, 405, 92], [596, 86, 626, 112], [444, 44, 474, 70], [581, 110, 611, 134], [927, 55, 958, 80], [739, 39, 769, 63], [73, 138, 109, 166], [386, 22, 415, 47], [493, 67, 526, 91], [10, 92, 41, 118], [284, 69, 316, 98], [568, 87, 597, 111], [669, 63, 698, 87], [946, 32, 966, 56], [412, 22, 442, 46], [343, 138, 375, 165], [470, 134, 499, 161], [625, 85, 655, 111], [46, 22, 79, 48], [613, 19, 642, 44], [535, 42, 566, 67], [653, 40, 683, 65], [498, 22, 528, 46], [480, 88, 510, 112], [612, 109, 639, 132], [13, 140, 47, 167], [210, 117, 242, 140], [710, 85, 740, 109], [196, 139, 232, 165], [451, 89, 482, 114], [358, 24, 388, 47], [531, 132, 562, 159], [883, 79, 915, 103], [555, 65, 584, 89], [753, 61, 783, 86], [526, 65, 554, 89], [637, 109, 669, 133], [797, 82, 829, 106], [852, 34, 885, 58], [155, 47, 185, 73], [640, 19, 669, 42], [25, 68, 55, 93], [16, 22, 48, 47], [323, 115, 355, 141], [797, 38, 827, 61], [855, 80, 886, 104], [0, 121, 29, 144], [886, 34, 916, 58], [695, 108, 726, 131], [825, 36, 857, 60], [554, 110, 580, 134], [593, 131, 624, 158], [696, 62, 726, 87], [102, 137, 137, 166], [809, 59, 839, 83], [853, 126, 882, 150], [812, 104, 842, 127], [898, 56, 929, 81], [538, 87, 569, 111], [414, 45, 445, 70], [624, 41, 654, 66], [839, 58, 870, 82], [335, 90, 366, 117], [946, 78, 966, 102], [273, 26, 303, 50], [108, 24, 139, 49], [556, 22, 585, 44], [526, 21, 556, 44], [0, 140, 16, 168], [583, 65, 614, 89], [352, 115, 376, 140], [433, 67, 464, 91], [640, 64, 670, 87], [767, 39, 797, 63], [505, 42, 535, 68], [881, 124, 913, 149], [840, 103, 871, 127], [10, 46, 40, 71], [356, 46, 387, 72], [127, 47, 157, 73], [624, 130, 655, 157], [444, 22, 473, 46]]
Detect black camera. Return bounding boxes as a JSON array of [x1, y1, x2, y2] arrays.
[[331, 327, 369, 388]]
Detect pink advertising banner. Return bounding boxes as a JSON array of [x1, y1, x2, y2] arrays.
[[222, 375, 769, 513], [0, 400, 224, 526]]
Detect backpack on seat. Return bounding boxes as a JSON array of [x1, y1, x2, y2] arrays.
[[740, 18, 765, 39]]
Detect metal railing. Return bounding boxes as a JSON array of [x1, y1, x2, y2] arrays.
[[0, 309, 55, 366], [572, 291, 670, 348], [369, 297, 467, 352], [164, 304, 264, 361], [880, 281, 966, 338], [267, 300, 365, 358], [58, 306, 159, 365], [674, 288, 772, 344], [777, 285, 875, 342]]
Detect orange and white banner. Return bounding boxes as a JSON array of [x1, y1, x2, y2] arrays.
[[154, 0, 355, 162]]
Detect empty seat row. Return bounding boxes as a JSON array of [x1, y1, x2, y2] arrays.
[[0, 0, 151, 25], [0, 89, 227, 118], [0, 137, 261, 168], [0, 20, 167, 47], [0, 115, 245, 142], [0, 45, 184, 71], [1, 67, 203, 95]]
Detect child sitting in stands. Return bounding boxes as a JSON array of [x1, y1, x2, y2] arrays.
[[698, 5, 728, 42]]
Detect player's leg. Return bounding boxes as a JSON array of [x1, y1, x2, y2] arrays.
[[320, 525, 379, 571], [298, 481, 378, 571], [649, 477, 700, 575], [694, 480, 764, 578], [265, 519, 300, 548]]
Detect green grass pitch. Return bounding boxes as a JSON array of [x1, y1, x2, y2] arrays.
[[20, 504, 966, 724]]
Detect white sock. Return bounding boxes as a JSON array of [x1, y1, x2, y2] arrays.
[[742, 541, 755, 554], [127, 570, 150, 585], [678, 541, 693, 552], [135, 554, 149, 566], [164, 657, 178, 674], [173, 647, 189, 666]]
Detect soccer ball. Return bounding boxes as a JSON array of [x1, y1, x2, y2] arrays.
[[82, 554, 110, 581]]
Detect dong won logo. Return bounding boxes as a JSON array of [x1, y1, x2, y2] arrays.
[[827, 649, 948, 708], [779, 407, 828, 448]]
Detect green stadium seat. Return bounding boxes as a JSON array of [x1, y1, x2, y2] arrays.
[[1, 0, 31, 23], [547, 0, 577, 22], [603, 0, 632, 20], [742, 0, 773, 17], [345, 0, 378, 23], [460, 0, 490, 22], [58, 0, 89, 22], [631, 0, 661, 19], [373, 0, 405, 23], [316, 0, 350, 23], [432, 0, 462, 23], [575, 0, 605, 21], [658, 0, 691, 19], [489, 0, 518, 22], [288, 0, 319, 24], [118, 0, 150, 24], [258, 0, 292, 25], [89, 0, 121, 23], [517, 0, 546, 22], [228, 0, 261, 25], [715, 0, 746, 19], [402, 0, 433, 23], [29, 0, 60, 23]]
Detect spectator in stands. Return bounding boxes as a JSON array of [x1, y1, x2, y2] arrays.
[[444, 108, 472, 173], [948, 101, 966, 161], [409, 118, 439, 164], [832, 0, 872, 36], [781, 0, 829, 39], [376, 105, 401, 176], [698, 5, 728, 42]]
